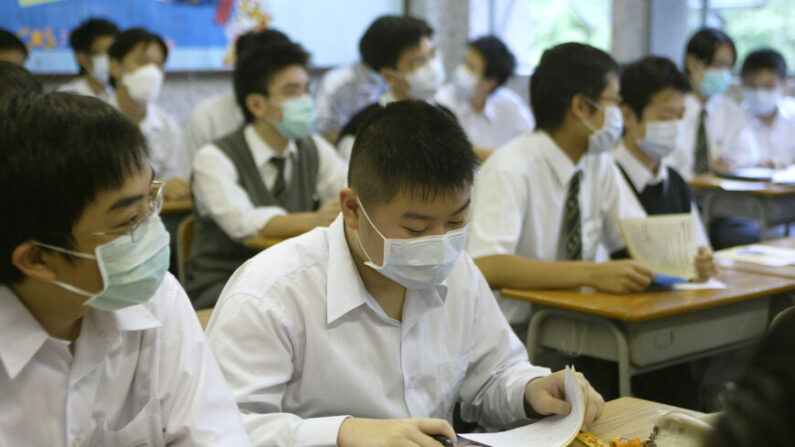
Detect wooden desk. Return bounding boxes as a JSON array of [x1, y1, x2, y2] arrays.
[[501, 269, 795, 396], [196, 308, 213, 330], [162, 198, 193, 214], [716, 237, 795, 279], [689, 174, 795, 239], [582, 397, 706, 443], [242, 236, 285, 250]]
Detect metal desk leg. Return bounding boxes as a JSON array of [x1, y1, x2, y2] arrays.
[[753, 197, 768, 240]]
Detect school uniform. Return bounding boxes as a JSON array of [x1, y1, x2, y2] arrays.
[[741, 96, 795, 168], [181, 91, 244, 163], [314, 62, 390, 137], [187, 124, 347, 308], [434, 84, 534, 149], [205, 215, 551, 447], [56, 76, 114, 102], [0, 274, 250, 446], [466, 131, 646, 325]]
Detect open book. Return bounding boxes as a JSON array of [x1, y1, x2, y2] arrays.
[[458, 366, 584, 447], [619, 214, 698, 280]]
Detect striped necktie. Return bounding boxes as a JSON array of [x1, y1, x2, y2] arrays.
[[564, 170, 583, 260], [694, 108, 710, 174], [270, 156, 287, 200]]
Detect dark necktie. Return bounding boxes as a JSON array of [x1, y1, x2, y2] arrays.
[[694, 108, 711, 174], [270, 156, 287, 200], [564, 170, 582, 260]]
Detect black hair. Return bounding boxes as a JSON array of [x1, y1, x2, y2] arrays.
[[234, 40, 310, 122], [741, 48, 788, 79], [108, 27, 168, 67], [234, 28, 290, 63], [0, 29, 27, 59], [68, 18, 119, 75], [684, 27, 736, 74], [0, 61, 42, 97], [0, 92, 149, 284], [469, 35, 517, 89], [620, 56, 691, 119], [359, 15, 434, 72], [348, 100, 478, 208], [530, 42, 619, 131]]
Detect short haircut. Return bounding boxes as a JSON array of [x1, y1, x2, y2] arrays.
[[0, 61, 42, 97], [0, 92, 149, 284], [684, 27, 736, 73], [348, 100, 478, 208], [68, 18, 119, 75], [234, 40, 310, 122], [359, 15, 434, 72], [108, 28, 169, 65], [621, 56, 691, 119], [234, 28, 290, 62], [741, 48, 788, 79], [469, 35, 517, 88], [0, 29, 27, 59], [530, 42, 618, 131]]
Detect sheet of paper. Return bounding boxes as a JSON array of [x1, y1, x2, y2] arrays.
[[674, 278, 727, 290], [619, 214, 698, 279], [718, 244, 795, 267], [717, 180, 768, 191], [459, 366, 583, 447]]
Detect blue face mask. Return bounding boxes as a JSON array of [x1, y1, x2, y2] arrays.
[[273, 95, 316, 140], [699, 68, 731, 98], [35, 214, 171, 311]]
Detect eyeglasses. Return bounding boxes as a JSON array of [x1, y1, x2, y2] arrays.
[[74, 181, 164, 242]]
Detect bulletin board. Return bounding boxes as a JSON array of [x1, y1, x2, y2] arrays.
[[0, 0, 403, 74]]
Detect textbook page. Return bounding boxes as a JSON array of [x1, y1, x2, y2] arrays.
[[619, 214, 698, 279], [717, 244, 795, 267], [459, 366, 583, 447]]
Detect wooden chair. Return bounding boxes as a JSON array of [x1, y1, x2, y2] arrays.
[[176, 215, 195, 284]]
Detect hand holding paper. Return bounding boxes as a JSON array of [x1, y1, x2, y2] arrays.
[[619, 214, 699, 280]]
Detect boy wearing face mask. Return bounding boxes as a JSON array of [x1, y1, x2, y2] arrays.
[[188, 41, 347, 309], [108, 28, 189, 201], [739, 48, 795, 169], [57, 18, 118, 101], [0, 92, 250, 446], [467, 43, 653, 330], [434, 35, 534, 162], [206, 101, 606, 447]]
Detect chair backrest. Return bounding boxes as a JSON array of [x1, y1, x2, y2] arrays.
[[195, 308, 213, 330], [176, 214, 196, 284]]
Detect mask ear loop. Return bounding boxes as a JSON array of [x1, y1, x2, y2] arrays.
[[354, 198, 387, 268]]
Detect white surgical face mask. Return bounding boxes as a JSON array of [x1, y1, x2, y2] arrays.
[[355, 198, 467, 289], [404, 55, 445, 100], [581, 103, 623, 155], [636, 120, 684, 159], [743, 87, 781, 117], [122, 63, 164, 104], [90, 54, 110, 85], [452, 64, 478, 98]]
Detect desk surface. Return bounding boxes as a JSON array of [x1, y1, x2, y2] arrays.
[[689, 174, 795, 197], [580, 397, 706, 443], [501, 268, 795, 322], [162, 198, 193, 214], [242, 236, 285, 250], [716, 237, 795, 279]]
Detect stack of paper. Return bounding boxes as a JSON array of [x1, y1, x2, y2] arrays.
[[459, 366, 584, 447], [718, 245, 795, 267], [619, 214, 698, 279]]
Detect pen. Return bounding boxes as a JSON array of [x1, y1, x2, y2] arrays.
[[431, 434, 455, 446]]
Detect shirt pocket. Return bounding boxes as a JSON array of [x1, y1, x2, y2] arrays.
[[434, 353, 471, 419], [88, 397, 165, 447]]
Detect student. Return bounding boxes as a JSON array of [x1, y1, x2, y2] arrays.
[[313, 15, 394, 143], [739, 48, 795, 168], [181, 28, 291, 163], [434, 35, 534, 161], [57, 18, 119, 101], [614, 55, 716, 267], [467, 42, 655, 327], [0, 91, 250, 446], [206, 101, 605, 446], [187, 41, 347, 309], [0, 61, 42, 96], [0, 29, 27, 66], [108, 28, 189, 200], [672, 27, 756, 177], [335, 15, 442, 160]]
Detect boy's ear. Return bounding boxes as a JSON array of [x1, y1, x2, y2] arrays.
[[11, 242, 58, 282], [244, 92, 268, 121], [109, 58, 122, 81], [76, 52, 91, 72], [570, 93, 592, 121], [339, 188, 360, 231], [620, 104, 638, 128]]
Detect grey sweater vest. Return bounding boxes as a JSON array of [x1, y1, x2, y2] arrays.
[[185, 127, 319, 298]]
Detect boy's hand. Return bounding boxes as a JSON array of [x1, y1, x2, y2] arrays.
[[337, 417, 457, 447], [524, 370, 605, 429], [586, 260, 654, 293], [694, 246, 718, 282]]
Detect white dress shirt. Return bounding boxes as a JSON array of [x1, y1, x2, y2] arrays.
[[109, 96, 187, 180], [668, 93, 757, 179], [56, 76, 114, 102], [611, 143, 711, 248], [181, 91, 244, 163], [192, 125, 347, 241], [314, 62, 390, 136], [0, 274, 251, 447], [206, 215, 551, 447], [434, 84, 535, 149], [740, 96, 795, 168], [467, 131, 646, 324]]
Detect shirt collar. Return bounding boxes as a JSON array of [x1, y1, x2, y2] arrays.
[[0, 286, 50, 379], [538, 131, 580, 187], [244, 124, 298, 168], [612, 142, 668, 191], [111, 304, 161, 332], [378, 91, 398, 107]]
